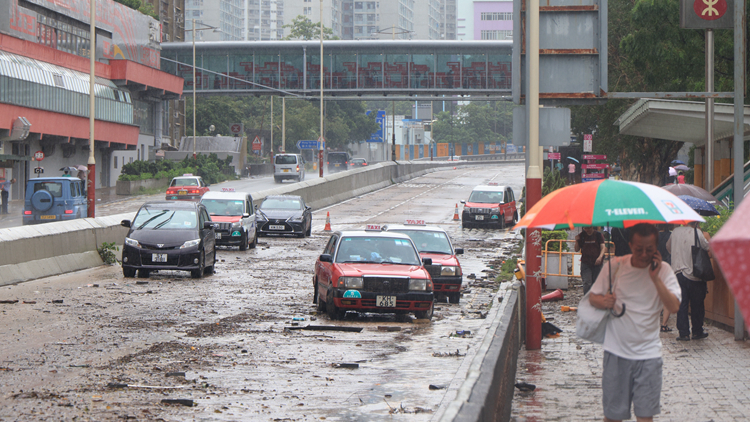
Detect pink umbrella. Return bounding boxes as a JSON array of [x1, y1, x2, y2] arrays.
[[711, 199, 750, 328]]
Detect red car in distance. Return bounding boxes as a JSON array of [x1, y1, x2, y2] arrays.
[[460, 183, 518, 229], [166, 174, 210, 201], [313, 227, 435, 321]]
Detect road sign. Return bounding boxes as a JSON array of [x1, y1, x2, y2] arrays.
[[33, 150, 44, 161], [681, 0, 733, 28], [297, 140, 319, 150], [582, 163, 608, 170], [230, 123, 244, 135], [251, 136, 261, 151], [583, 134, 593, 153], [582, 154, 607, 160], [548, 153, 561, 160], [34, 167, 44, 174]]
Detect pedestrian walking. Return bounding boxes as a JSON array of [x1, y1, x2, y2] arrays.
[[667, 221, 711, 341], [657, 224, 673, 332], [568, 162, 576, 185], [589, 223, 681, 422], [0, 178, 16, 214], [575, 226, 606, 294], [667, 167, 677, 184], [611, 227, 631, 257], [677, 171, 685, 184]]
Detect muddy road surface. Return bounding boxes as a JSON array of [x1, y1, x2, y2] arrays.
[[0, 165, 524, 421]]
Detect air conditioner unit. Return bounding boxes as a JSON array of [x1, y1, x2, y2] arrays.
[[164, 33, 170, 41]]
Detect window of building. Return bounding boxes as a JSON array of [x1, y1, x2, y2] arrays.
[[304, 7, 311, 15], [366, 2, 376, 9], [480, 12, 512, 21], [114, 156, 118, 169], [480, 29, 512, 40], [355, 2, 363, 9]]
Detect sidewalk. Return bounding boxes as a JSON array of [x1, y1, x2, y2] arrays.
[[511, 279, 750, 422]]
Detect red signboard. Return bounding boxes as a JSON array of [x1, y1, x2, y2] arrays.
[[582, 154, 607, 160], [694, 0, 728, 20], [582, 163, 609, 170], [33, 150, 45, 161], [251, 136, 262, 151], [583, 173, 607, 179], [548, 153, 561, 160]]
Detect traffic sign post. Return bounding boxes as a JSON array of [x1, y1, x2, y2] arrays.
[[251, 136, 262, 155], [583, 134, 593, 153], [296, 140, 319, 150], [33, 150, 44, 178], [229, 123, 244, 136], [318, 136, 325, 178]]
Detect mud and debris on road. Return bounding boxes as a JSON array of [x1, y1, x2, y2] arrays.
[[0, 165, 526, 421]]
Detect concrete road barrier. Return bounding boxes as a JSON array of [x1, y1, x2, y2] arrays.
[[0, 160, 521, 286]]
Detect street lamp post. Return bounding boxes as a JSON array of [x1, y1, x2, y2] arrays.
[[319, 0, 324, 178], [188, 19, 220, 159], [87, 0, 96, 218]]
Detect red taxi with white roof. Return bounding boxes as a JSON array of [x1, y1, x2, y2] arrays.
[[166, 174, 210, 201], [383, 220, 464, 303], [313, 225, 435, 320], [199, 188, 257, 250], [460, 182, 518, 229]]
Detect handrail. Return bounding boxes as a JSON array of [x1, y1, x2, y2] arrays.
[[711, 159, 750, 206], [541, 238, 614, 278]]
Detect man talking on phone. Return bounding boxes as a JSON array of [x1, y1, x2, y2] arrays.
[[589, 223, 681, 422]]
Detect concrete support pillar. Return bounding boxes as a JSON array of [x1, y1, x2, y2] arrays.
[[694, 147, 704, 188]]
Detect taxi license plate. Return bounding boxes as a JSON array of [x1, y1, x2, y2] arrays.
[[178, 190, 187, 195], [334, 164, 340, 167], [215, 233, 222, 239], [152, 253, 168, 263], [269, 225, 285, 230], [376, 295, 396, 307], [40, 215, 57, 220], [475, 215, 485, 221], [283, 169, 290, 172]]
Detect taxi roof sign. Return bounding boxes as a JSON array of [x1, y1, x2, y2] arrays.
[[365, 224, 382, 231], [404, 219, 426, 226], [182, 173, 194, 177], [487, 182, 499, 186], [221, 187, 236, 192]]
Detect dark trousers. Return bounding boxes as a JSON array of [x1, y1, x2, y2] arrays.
[[581, 261, 602, 295], [1, 190, 8, 214], [676, 272, 707, 337]]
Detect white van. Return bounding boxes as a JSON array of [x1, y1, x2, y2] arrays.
[[274, 153, 305, 183]]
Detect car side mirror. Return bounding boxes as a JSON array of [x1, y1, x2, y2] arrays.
[[306, 206, 311, 211], [254, 204, 259, 210], [121, 220, 131, 228], [203, 221, 215, 230], [460, 200, 466, 204], [319, 254, 333, 263], [243, 213, 251, 218], [422, 257, 433, 266], [455, 248, 464, 255]]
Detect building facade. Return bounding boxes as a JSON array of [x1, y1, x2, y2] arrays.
[[456, 0, 512, 41], [0, 0, 183, 198]]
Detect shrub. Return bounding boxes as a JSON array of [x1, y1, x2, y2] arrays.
[[541, 230, 569, 252], [701, 203, 733, 238], [118, 154, 236, 184]]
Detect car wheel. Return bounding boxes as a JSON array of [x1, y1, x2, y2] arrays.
[[274, 177, 281, 183], [326, 290, 344, 320], [462, 222, 469, 229], [448, 292, 461, 304], [305, 222, 312, 237], [248, 230, 257, 249], [499, 216, 505, 230], [414, 301, 434, 320], [123, 267, 136, 278], [239, 231, 248, 251], [513, 211, 519, 224], [297, 175, 302, 182], [191, 249, 205, 278], [138, 269, 150, 278]]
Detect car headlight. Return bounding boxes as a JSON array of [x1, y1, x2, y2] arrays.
[[180, 239, 201, 249], [231, 222, 242, 229], [124, 237, 141, 248], [339, 276, 363, 289], [287, 215, 304, 223], [440, 266, 462, 276], [409, 278, 428, 291]]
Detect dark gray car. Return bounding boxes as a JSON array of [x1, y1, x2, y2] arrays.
[[255, 195, 312, 237]]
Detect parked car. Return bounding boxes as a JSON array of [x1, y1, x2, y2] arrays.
[[200, 190, 257, 250], [165, 174, 210, 201], [313, 227, 435, 320], [350, 158, 368, 168], [274, 153, 305, 183], [23, 177, 87, 225], [460, 183, 518, 229], [383, 222, 464, 303], [255, 195, 312, 237], [120, 201, 216, 279], [327, 151, 350, 174]]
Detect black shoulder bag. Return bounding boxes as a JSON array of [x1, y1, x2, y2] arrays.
[[691, 228, 715, 282]]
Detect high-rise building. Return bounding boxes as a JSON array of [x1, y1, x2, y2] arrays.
[[456, 0, 512, 41], [185, 0, 285, 41], [285, 0, 342, 39]]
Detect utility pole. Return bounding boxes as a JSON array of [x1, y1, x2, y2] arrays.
[[87, 0, 96, 218]]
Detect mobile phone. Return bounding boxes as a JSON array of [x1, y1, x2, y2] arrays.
[[651, 260, 658, 271]]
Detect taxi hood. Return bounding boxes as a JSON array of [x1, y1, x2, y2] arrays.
[[210, 215, 242, 223], [334, 263, 429, 278], [419, 252, 460, 267], [465, 202, 500, 208]]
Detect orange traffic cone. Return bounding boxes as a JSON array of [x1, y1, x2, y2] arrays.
[[323, 212, 332, 231], [453, 204, 460, 221], [541, 289, 564, 302]]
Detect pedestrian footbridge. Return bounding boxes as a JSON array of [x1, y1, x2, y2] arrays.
[[159, 40, 512, 98]]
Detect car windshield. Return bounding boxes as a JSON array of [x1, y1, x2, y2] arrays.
[[202, 199, 245, 216], [171, 178, 198, 187], [390, 230, 452, 254], [133, 208, 198, 230], [261, 198, 302, 210], [275, 155, 298, 165], [33, 182, 63, 198], [335, 236, 420, 265], [468, 190, 504, 204]]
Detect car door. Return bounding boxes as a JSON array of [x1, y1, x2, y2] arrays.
[[245, 195, 256, 234], [317, 234, 339, 301], [301, 198, 312, 229], [199, 208, 216, 262]]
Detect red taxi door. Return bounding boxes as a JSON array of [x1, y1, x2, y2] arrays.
[[316, 234, 339, 302]]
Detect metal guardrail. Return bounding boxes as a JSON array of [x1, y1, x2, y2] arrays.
[[414, 153, 526, 162], [541, 239, 614, 279], [711, 159, 750, 206]]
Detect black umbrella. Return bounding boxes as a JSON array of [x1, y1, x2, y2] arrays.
[[677, 195, 720, 216], [671, 160, 686, 166]]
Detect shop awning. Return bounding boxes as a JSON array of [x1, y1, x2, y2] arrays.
[[615, 99, 750, 146]]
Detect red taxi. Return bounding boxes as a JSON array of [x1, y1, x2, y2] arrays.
[[166, 174, 210, 201], [460, 183, 518, 229], [383, 220, 464, 303], [313, 226, 435, 320]]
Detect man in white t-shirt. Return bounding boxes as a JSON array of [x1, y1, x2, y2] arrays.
[[589, 223, 681, 422]]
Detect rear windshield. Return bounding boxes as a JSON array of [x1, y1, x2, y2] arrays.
[[132, 209, 198, 230], [389, 230, 452, 254], [261, 198, 302, 210], [328, 153, 348, 163], [275, 155, 298, 165], [468, 190, 504, 204], [202, 199, 245, 216], [33, 182, 63, 198], [171, 178, 199, 187]]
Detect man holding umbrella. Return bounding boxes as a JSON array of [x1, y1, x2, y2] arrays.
[[590, 223, 681, 422]]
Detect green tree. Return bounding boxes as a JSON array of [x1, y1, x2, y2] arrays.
[[431, 102, 512, 144], [283, 16, 339, 40]]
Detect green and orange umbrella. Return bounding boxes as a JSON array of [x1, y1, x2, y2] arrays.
[[513, 179, 705, 231]]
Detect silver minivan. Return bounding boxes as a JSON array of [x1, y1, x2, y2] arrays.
[[274, 153, 305, 183]]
